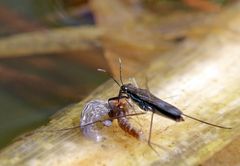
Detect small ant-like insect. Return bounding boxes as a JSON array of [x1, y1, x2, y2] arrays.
[[98, 58, 232, 153]]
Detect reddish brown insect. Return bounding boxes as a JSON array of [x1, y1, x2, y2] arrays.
[[108, 98, 145, 141]]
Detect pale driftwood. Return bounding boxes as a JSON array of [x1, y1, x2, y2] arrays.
[[0, 4, 240, 166]]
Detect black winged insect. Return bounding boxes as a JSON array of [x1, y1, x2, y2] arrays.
[[98, 58, 232, 153]]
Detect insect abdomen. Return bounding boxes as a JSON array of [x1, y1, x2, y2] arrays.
[[117, 111, 144, 141], [108, 98, 145, 141]]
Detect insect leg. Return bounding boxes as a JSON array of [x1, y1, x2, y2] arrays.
[[109, 95, 143, 127], [108, 95, 130, 110], [40, 112, 146, 133], [81, 112, 146, 128], [147, 112, 160, 156]]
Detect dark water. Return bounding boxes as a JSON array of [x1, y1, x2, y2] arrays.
[[0, 0, 106, 149]]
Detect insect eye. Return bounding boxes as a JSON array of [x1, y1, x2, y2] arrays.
[[121, 86, 127, 91]]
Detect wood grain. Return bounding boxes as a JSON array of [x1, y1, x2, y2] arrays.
[[0, 2, 240, 166]]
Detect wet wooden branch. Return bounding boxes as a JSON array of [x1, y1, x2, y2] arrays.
[[0, 2, 240, 166]]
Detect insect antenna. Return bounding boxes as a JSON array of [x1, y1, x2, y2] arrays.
[[97, 69, 121, 87], [182, 113, 232, 129], [118, 58, 124, 85]]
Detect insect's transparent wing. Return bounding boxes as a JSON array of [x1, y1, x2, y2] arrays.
[[80, 100, 112, 142]]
